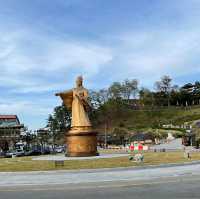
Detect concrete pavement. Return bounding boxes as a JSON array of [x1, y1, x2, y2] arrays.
[[0, 163, 200, 187], [32, 153, 128, 161], [151, 138, 183, 150], [1, 163, 200, 198], [0, 172, 200, 199]]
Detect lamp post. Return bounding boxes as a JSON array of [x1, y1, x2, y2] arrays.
[[104, 123, 107, 149]]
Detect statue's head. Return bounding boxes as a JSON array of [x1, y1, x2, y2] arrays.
[[76, 76, 83, 87]]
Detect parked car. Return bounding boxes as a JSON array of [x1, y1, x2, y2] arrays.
[[54, 146, 65, 153], [0, 151, 6, 158], [25, 149, 42, 156], [42, 147, 51, 155], [5, 149, 25, 158], [5, 150, 14, 158], [15, 149, 25, 157]]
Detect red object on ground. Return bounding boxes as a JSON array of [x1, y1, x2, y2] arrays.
[[138, 144, 143, 150], [130, 145, 134, 151]]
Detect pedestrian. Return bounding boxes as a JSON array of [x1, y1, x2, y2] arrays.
[[184, 147, 191, 159]]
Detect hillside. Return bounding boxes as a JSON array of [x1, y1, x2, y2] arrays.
[[94, 105, 200, 132]]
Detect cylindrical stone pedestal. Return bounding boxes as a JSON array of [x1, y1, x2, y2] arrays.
[[66, 131, 98, 157]]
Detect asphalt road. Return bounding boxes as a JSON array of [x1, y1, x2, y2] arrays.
[[0, 176, 200, 199], [1, 163, 200, 199]]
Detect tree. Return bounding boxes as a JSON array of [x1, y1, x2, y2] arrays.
[[112, 127, 129, 145], [180, 83, 194, 106], [108, 82, 122, 99], [155, 75, 172, 107], [47, 105, 71, 145], [89, 89, 109, 109], [170, 85, 180, 106], [139, 88, 154, 106], [121, 79, 138, 102], [53, 105, 71, 132], [47, 114, 57, 132], [193, 81, 200, 105]]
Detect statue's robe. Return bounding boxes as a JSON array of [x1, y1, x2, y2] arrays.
[[60, 87, 91, 128]]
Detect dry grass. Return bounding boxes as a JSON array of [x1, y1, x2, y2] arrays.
[[0, 151, 200, 172]]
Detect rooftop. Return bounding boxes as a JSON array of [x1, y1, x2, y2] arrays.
[[0, 115, 21, 127], [0, 115, 18, 119]]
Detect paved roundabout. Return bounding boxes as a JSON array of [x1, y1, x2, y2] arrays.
[[0, 163, 200, 199], [32, 153, 129, 161]]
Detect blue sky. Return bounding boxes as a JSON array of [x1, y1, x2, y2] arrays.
[[0, 0, 200, 129]]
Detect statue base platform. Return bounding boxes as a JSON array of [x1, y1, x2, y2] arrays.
[[65, 129, 98, 157]]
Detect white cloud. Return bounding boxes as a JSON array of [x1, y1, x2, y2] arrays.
[[104, 28, 200, 84], [46, 41, 112, 72], [0, 101, 53, 129], [0, 98, 52, 117], [0, 28, 114, 129], [0, 29, 113, 93], [2, 25, 200, 94]]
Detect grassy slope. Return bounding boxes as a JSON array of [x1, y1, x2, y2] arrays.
[[100, 106, 200, 131]]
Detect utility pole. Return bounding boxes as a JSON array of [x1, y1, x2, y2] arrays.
[[104, 123, 107, 149]]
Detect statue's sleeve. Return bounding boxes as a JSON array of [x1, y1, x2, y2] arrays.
[[60, 90, 73, 110]]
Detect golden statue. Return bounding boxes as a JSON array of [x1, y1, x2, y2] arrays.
[[56, 76, 92, 132], [55, 76, 97, 157]]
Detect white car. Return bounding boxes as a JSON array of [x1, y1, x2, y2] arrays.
[[55, 146, 65, 153], [5, 149, 25, 158]]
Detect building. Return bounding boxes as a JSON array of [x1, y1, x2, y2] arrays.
[[36, 127, 50, 144], [130, 132, 154, 145], [0, 115, 24, 151]]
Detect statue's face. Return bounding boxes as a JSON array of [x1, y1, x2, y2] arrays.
[[76, 78, 83, 87]]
